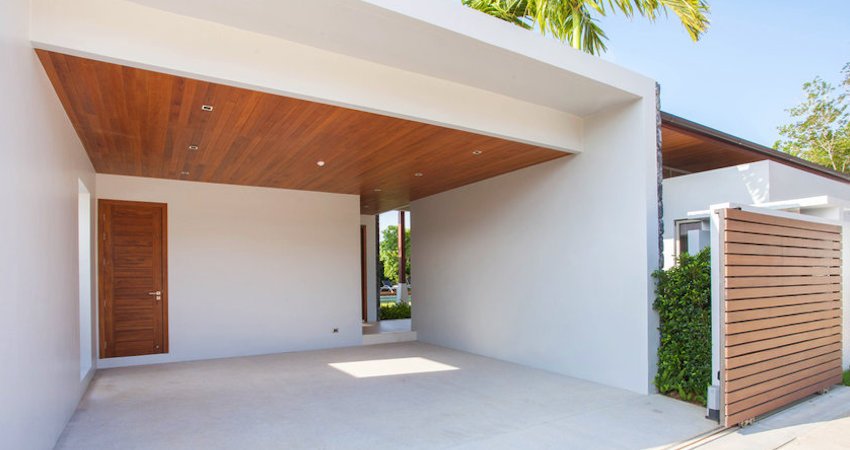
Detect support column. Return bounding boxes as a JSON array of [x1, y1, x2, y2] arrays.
[[397, 210, 409, 302]]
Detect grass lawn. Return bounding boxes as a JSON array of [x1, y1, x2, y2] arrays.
[[380, 295, 412, 306]]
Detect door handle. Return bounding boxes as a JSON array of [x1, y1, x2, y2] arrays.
[[148, 290, 162, 301]]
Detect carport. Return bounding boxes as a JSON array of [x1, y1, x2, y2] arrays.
[[8, 1, 668, 448]]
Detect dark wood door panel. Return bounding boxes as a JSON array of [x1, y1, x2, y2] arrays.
[[99, 199, 168, 358]]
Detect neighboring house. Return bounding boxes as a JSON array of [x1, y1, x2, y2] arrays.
[[661, 112, 850, 270], [660, 113, 849, 424]]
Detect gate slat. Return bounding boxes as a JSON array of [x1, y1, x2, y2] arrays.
[[725, 300, 840, 323], [725, 231, 840, 250], [725, 293, 840, 312], [725, 208, 842, 234], [725, 243, 840, 259], [725, 275, 841, 289], [725, 309, 840, 335], [725, 254, 840, 268], [725, 219, 840, 242], [726, 283, 840, 300]]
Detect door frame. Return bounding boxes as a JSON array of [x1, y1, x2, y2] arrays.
[[98, 199, 169, 358]]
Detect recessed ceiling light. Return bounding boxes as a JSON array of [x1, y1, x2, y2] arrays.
[[201, 105, 214, 112], [374, 188, 382, 192], [472, 150, 483, 155], [316, 160, 326, 167], [181, 171, 190, 175], [188, 145, 199, 150], [414, 172, 423, 177]]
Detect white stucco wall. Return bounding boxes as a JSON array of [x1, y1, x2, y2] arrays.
[[411, 99, 660, 394], [662, 161, 771, 268], [361, 215, 379, 323], [663, 160, 850, 371], [96, 175, 362, 368], [0, 1, 97, 447]]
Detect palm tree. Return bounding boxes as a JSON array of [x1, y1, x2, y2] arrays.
[[463, 0, 710, 55]]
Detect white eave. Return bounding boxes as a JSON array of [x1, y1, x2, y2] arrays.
[[126, 0, 652, 116]]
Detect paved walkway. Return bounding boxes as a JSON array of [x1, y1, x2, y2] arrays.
[[693, 386, 850, 450]]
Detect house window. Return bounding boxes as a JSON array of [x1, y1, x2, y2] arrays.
[[676, 220, 704, 257]]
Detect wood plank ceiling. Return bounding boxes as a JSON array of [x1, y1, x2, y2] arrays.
[[37, 50, 568, 213], [661, 125, 763, 177]]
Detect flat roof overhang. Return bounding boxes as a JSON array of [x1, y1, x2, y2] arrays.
[[38, 50, 568, 214], [661, 112, 850, 184], [31, 0, 659, 213]]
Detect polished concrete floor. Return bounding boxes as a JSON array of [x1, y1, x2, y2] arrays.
[[56, 342, 717, 449]]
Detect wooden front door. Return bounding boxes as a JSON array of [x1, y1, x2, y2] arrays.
[[99, 200, 168, 358]]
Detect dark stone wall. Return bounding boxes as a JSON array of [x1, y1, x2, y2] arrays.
[[656, 83, 664, 268]]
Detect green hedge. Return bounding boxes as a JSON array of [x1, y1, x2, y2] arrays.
[[653, 248, 711, 405], [379, 301, 411, 320], [844, 369, 850, 387]]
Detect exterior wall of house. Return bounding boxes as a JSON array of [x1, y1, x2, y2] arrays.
[[411, 99, 660, 394], [360, 215, 379, 323], [662, 160, 850, 372], [662, 161, 772, 268], [769, 162, 850, 201], [96, 175, 363, 368], [0, 0, 98, 447]]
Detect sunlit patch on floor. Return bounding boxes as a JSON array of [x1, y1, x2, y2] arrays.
[[329, 357, 458, 378]]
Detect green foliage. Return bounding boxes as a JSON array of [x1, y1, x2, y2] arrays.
[[379, 301, 411, 320], [379, 225, 411, 284], [844, 369, 850, 387], [775, 63, 850, 173], [653, 248, 711, 405], [461, 0, 710, 55]]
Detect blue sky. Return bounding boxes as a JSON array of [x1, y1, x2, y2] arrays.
[[597, 0, 850, 146]]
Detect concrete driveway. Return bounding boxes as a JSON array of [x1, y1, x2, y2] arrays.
[[56, 342, 718, 449], [690, 386, 850, 450]]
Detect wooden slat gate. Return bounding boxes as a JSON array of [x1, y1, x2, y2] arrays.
[[720, 208, 843, 427]]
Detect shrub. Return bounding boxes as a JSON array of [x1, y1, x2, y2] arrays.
[[844, 369, 850, 387], [379, 301, 411, 320], [653, 248, 711, 405]]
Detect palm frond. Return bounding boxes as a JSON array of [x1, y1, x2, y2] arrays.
[[462, 0, 710, 55]]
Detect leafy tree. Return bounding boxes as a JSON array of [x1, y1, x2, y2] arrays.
[[379, 225, 411, 284], [775, 63, 850, 173], [462, 0, 710, 55]]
